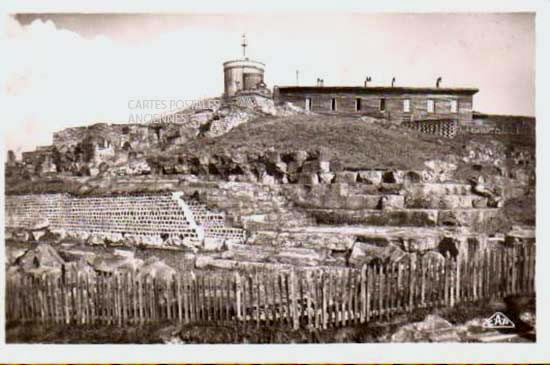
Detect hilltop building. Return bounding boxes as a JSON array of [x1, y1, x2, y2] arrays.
[[221, 36, 478, 124], [273, 85, 479, 124], [223, 35, 269, 98]]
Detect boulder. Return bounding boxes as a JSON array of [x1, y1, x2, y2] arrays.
[[421, 250, 446, 264], [137, 257, 176, 281], [266, 150, 282, 164], [87, 233, 106, 245], [487, 196, 504, 208], [437, 210, 480, 227], [318, 172, 335, 184], [44, 228, 67, 242], [13, 230, 30, 242], [302, 160, 330, 174], [260, 173, 276, 185], [298, 172, 319, 185], [272, 161, 288, 174], [424, 160, 457, 182], [31, 230, 47, 241], [113, 248, 134, 258], [165, 236, 199, 252], [357, 170, 382, 184], [68, 230, 90, 242], [348, 241, 407, 266], [104, 232, 124, 244], [17, 243, 65, 272], [472, 197, 488, 208], [6, 247, 27, 265], [519, 311, 536, 328], [203, 237, 224, 251], [379, 195, 404, 210], [416, 314, 454, 332], [140, 235, 164, 247], [400, 237, 439, 253], [334, 171, 357, 184], [92, 255, 144, 273], [293, 150, 308, 165], [274, 231, 355, 251], [220, 250, 235, 259], [390, 314, 455, 343], [273, 247, 326, 266], [286, 161, 301, 175], [64, 258, 96, 277], [195, 256, 215, 269], [472, 176, 495, 198], [438, 195, 472, 209]]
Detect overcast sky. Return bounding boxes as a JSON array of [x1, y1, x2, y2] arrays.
[[3, 13, 535, 155]]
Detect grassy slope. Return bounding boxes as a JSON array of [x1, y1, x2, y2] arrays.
[[6, 113, 535, 196], [176, 114, 465, 170]]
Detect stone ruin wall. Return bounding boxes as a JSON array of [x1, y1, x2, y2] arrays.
[[402, 119, 458, 138], [5, 193, 246, 245]]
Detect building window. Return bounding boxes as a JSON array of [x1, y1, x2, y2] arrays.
[[331, 98, 337, 111], [450, 99, 458, 113], [427, 99, 435, 113], [356, 98, 362, 111], [305, 98, 311, 111], [380, 98, 386, 112], [403, 99, 410, 112]]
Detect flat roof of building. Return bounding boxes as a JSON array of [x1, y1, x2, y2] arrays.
[[275, 85, 479, 95], [223, 58, 265, 67]]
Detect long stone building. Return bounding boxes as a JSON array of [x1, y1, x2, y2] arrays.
[[273, 85, 479, 123], [221, 36, 479, 125]]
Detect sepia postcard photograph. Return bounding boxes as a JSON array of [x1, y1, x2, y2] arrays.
[[0, 0, 548, 363]]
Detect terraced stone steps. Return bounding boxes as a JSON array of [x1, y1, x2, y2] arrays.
[[179, 182, 315, 230], [309, 208, 499, 227], [247, 225, 453, 251], [222, 242, 328, 263]]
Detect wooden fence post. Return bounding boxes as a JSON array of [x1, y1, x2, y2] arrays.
[[472, 252, 478, 301], [419, 257, 429, 308], [64, 268, 71, 325], [513, 245, 519, 295], [290, 269, 299, 330], [321, 270, 327, 329], [254, 272, 260, 328], [360, 265, 367, 323], [455, 255, 461, 306], [365, 264, 372, 321], [444, 252, 450, 307], [277, 272, 285, 326], [408, 255, 415, 312], [395, 261, 402, 314], [234, 272, 242, 321], [377, 264, 384, 320]]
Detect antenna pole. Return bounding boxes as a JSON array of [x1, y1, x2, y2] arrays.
[[296, 70, 299, 85], [241, 34, 247, 58]]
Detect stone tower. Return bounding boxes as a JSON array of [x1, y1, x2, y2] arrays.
[[223, 34, 265, 97]]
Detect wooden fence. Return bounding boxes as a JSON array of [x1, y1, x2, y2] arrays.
[[5, 245, 535, 330]]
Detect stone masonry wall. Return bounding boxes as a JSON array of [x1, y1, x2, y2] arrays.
[[5, 193, 246, 244], [402, 119, 458, 138]]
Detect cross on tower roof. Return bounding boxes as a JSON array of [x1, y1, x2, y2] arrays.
[[241, 33, 247, 58]]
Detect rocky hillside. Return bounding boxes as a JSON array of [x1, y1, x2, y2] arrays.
[[5, 95, 536, 271]]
